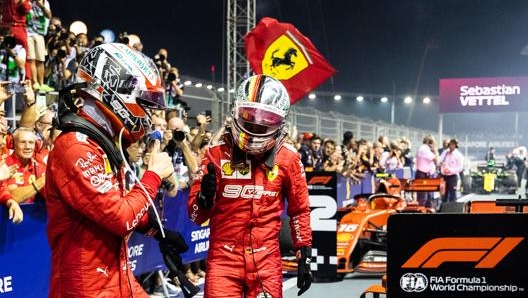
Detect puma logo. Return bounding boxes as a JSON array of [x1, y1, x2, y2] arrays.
[[96, 267, 109, 278], [223, 244, 234, 252]]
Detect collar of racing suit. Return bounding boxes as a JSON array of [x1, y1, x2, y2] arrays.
[[225, 125, 286, 169], [82, 98, 116, 139], [234, 133, 285, 169], [57, 108, 124, 174]]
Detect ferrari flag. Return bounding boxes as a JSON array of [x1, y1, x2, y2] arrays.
[[245, 17, 336, 104]]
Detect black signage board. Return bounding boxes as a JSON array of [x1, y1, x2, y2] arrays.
[[387, 213, 528, 298], [306, 172, 338, 280]]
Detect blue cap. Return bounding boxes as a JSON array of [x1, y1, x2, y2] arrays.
[[148, 130, 163, 142]]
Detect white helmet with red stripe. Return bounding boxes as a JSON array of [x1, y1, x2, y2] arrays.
[[76, 43, 165, 142], [231, 74, 290, 155]]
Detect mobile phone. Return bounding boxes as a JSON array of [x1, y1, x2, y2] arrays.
[[36, 92, 47, 108], [8, 82, 25, 94], [204, 110, 212, 117]]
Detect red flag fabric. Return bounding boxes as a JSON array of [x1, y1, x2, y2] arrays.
[[245, 17, 337, 105]]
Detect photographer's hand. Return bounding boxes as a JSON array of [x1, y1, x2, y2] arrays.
[[191, 115, 210, 152], [0, 82, 12, 104], [22, 80, 35, 104], [162, 130, 173, 149], [196, 114, 207, 126], [18, 80, 41, 128]]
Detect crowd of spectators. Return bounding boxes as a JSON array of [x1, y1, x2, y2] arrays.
[[296, 130, 414, 183], [296, 130, 475, 211]]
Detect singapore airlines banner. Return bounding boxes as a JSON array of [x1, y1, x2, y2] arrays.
[[439, 76, 528, 113]]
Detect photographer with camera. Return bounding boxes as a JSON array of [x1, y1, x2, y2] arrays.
[[153, 47, 171, 80], [165, 67, 184, 106], [0, 31, 27, 123], [164, 115, 197, 191], [44, 39, 75, 91], [44, 16, 65, 52], [1, 0, 31, 69], [0, 34, 26, 81], [190, 112, 212, 153]]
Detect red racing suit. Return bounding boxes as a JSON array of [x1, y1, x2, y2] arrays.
[[188, 137, 312, 298], [45, 130, 161, 298]]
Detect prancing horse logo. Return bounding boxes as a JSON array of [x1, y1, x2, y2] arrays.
[[271, 48, 297, 70]]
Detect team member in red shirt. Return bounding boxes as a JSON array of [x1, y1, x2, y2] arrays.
[[0, 117, 22, 223], [3, 127, 45, 203], [189, 75, 313, 298]]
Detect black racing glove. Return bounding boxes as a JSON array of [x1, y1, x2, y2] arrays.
[[159, 241, 200, 298], [139, 207, 189, 253], [198, 163, 216, 209], [155, 228, 188, 254], [296, 246, 313, 296], [159, 240, 185, 275]]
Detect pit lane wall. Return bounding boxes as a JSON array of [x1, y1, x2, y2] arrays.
[[0, 189, 208, 298], [0, 172, 397, 297]]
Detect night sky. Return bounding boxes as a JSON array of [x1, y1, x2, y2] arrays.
[[51, 0, 528, 93], [51, 0, 528, 133]]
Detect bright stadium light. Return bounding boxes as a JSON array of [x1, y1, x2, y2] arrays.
[[69, 20, 87, 35], [356, 96, 364, 102], [217, 87, 225, 92], [334, 94, 342, 101], [100, 29, 115, 43], [195, 83, 203, 88], [380, 97, 388, 103], [423, 96, 431, 104], [184, 80, 192, 86], [404, 96, 413, 104], [206, 84, 213, 90], [308, 93, 316, 99]]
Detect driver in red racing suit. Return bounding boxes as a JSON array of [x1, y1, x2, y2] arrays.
[[45, 43, 178, 298], [188, 75, 313, 298]]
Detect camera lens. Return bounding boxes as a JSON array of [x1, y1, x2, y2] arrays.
[[173, 130, 185, 142], [57, 49, 67, 59], [2, 36, 16, 49], [167, 72, 176, 82]]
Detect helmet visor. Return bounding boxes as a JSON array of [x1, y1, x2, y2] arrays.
[[235, 105, 285, 136], [136, 89, 166, 109]]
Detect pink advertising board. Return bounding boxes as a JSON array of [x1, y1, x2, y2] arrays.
[[439, 76, 528, 113]]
